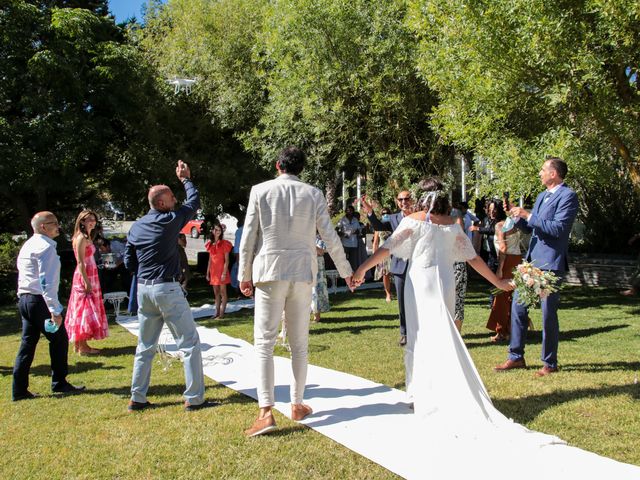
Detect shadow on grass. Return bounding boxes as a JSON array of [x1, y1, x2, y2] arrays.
[[311, 314, 398, 325], [97, 346, 137, 357], [312, 325, 397, 335], [330, 306, 378, 312], [463, 324, 629, 349], [263, 425, 308, 437], [561, 361, 640, 373], [30, 361, 125, 376], [494, 382, 640, 425]]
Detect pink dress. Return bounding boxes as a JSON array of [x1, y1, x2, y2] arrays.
[[65, 242, 109, 342]]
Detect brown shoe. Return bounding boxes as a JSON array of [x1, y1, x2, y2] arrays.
[[291, 403, 313, 421], [128, 400, 153, 412], [494, 358, 526, 372], [534, 365, 559, 377], [244, 414, 277, 437], [490, 333, 509, 343]]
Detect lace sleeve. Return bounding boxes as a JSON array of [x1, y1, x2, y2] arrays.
[[383, 218, 418, 260], [453, 227, 477, 263]]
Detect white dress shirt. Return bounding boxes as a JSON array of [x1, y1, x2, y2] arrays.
[[17, 234, 63, 315]]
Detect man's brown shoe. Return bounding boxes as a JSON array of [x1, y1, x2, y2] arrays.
[[291, 403, 313, 421], [494, 358, 526, 372], [534, 365, 559, 377], [128, 400, 153, 412], [244, 414, 276, 437]]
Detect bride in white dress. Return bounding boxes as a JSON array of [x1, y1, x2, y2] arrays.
[[353, 178, 564, 447]]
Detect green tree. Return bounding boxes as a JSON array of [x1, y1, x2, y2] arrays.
[[0, 1, 172, 230], [246, 0, 446, 211], [408, 0, 640, 250], [139, 0, 270, 216]]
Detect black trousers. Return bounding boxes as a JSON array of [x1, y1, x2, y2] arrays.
[[393, 272, 407, 336], [12, 294, 69, 398]]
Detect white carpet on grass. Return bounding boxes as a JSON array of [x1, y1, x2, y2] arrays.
[[190, 282, 381, 319], [116, 305, 640, 480]]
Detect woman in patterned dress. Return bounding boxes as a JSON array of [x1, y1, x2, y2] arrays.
[[373, 208, 394, 302], [205, 224, 233, 319], [65, 210, 109, 355], [311, 235, 330, 322]]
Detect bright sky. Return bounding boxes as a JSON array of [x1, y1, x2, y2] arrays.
[[108, 0, 149, 23]]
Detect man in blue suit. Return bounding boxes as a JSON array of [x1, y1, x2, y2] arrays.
[[361, 191, 415, 346], [494, 157, 579, 377]]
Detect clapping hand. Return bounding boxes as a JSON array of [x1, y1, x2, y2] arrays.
[[359, 195, 377, 216], [176, 159, 191, 180]]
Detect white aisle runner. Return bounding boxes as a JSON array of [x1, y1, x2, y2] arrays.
[[116, 315, 640, 480]]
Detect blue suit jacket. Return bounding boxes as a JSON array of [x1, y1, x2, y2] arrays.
[[367, 211, 408, 275], [515, 183, 578, 272]]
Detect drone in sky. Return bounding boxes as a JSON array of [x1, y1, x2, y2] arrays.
[[167, 77, 197, 94]]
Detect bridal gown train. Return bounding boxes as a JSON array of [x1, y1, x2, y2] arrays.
[[384, 217, 564, 447]]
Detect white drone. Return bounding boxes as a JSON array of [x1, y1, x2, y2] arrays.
[[167, 77, 196, 94]]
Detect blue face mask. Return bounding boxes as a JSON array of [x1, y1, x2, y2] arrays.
[[381, 214, 390, 223]]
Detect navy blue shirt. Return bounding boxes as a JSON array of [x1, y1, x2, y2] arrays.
[[124, 179, 199, 281]]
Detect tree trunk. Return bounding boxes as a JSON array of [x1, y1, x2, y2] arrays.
[[325, 171, 341, 218], [611, 134, 640, 193]]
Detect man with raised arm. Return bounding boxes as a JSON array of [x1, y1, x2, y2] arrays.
[[125, 160, 218, 412]]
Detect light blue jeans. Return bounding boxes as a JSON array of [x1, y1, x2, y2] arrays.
[[130, 281, 205, 404]]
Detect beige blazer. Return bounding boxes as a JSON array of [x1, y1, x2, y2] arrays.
[[238, 174, 352, 285]]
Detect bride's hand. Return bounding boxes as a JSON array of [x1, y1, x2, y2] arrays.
[[352, 268, 365, 286], [496, 279, 515, 291]]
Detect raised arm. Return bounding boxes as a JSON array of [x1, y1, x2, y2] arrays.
[[175, 160, 200, 224]]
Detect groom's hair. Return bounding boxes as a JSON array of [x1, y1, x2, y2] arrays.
[[277, 146, 306, 175], [417, 177, 450, 215], [545, 156, 568, 179]]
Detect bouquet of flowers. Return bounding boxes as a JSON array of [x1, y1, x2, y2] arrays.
[[510, 261, 559, 308]]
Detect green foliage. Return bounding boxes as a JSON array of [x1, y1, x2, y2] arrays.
[[138, 0, 271, 216], [0, 1, 173, 230], [0, 233, 21, 273], [407, 0, 640, 250], [245, 0, 446, 201]]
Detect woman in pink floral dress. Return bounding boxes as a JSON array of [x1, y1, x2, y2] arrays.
[[65, 210, 108, 355]]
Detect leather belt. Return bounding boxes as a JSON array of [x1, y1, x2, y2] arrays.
[[138, 277, 177, 286]]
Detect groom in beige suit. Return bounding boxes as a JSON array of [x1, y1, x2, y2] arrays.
[[239, 146, 354, 437]]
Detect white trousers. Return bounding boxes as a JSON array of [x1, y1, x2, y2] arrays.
[[254, 280, 312, 407]]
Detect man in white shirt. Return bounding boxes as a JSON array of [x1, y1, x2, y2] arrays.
[[12, 211, 85, 401], [337, 206, 362, 272], [239, 146, 354, 436]]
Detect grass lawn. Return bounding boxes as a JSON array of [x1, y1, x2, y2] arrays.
[[0, 274, 639, 479]]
